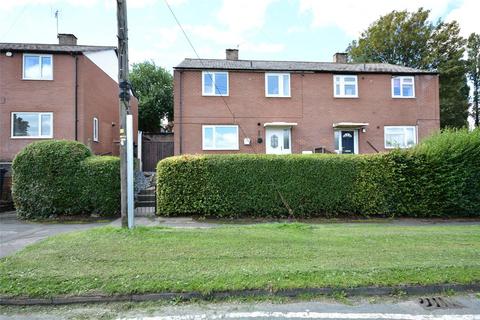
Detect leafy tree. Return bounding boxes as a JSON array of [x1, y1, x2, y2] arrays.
[[347, 8, 469, 128], [467, 33, 480, 127], [130, 61, 173, 132]]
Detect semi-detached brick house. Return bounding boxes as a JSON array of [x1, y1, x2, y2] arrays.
[[0, 34, 138, 210], [173, 50, 439, 156]]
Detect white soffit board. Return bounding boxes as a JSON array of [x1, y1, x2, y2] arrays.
[[83, 50, 118, 83]]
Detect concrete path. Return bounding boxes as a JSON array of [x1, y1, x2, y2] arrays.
[[0, 212, 217, 258], [109, 216, 219, 228], [0, 211, 110, 258]]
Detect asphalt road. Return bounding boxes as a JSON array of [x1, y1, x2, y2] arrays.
[[1, 295, 479, 320], [118, 295, 480, 320]]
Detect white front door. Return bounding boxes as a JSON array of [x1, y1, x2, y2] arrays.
[[266, 127, 291, 154]]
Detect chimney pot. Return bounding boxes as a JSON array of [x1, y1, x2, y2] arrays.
[[333, 52, 348, 63], [226, 48, 239, 60], [58, 33, 77, 45]]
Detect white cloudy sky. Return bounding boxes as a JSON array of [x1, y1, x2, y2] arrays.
[[0, 0, 478, 70]]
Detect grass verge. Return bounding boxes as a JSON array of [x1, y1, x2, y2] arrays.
[[1, 223, 479, 298]]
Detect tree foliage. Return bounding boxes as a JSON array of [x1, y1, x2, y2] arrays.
[[130, 61, 173, 132], [347, 8, 470, 128], [467, 33, 480, 127]]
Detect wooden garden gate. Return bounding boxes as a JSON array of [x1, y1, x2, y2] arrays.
[[141, 133, 174, 172]]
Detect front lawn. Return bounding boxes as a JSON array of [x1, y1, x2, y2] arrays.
[[1, 223, 479, 297]]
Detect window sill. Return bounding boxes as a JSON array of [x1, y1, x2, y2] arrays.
[[202, 93, 229, 97], [384, 146, 415, 149], [10, 136, 53, 139], [22, 78, 53, 81], [202, 148, 239, 151], [392, 96, 416, 99], [334, 96, 359, 99], [265, 95, 291, 98]]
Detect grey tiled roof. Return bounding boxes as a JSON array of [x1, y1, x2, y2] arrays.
[[175, 58, 435, 74], [0, 43, 116, 53]]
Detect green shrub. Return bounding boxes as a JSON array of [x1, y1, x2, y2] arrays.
[[12, 140, 120, 219], [157, 154, 365, 218], [157, 129, 480, 218], [393, 128, 480, 216], [80, 156, 120, 216]]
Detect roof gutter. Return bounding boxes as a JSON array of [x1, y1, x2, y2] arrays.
[[172, 67, 438, 75]]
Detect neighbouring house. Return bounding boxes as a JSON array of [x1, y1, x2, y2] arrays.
[[173, 49, 439, 155], [0, 34, 138, 210]]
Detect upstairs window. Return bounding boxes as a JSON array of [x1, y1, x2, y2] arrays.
[[202, 71, 228, 96], [93, 117, 99, 142], [23, 54, 53, 80], [265, 73, 290, 97], [392, 76, 415, 98], [334, 75, 358, 98], [384, 126, 416, 148], [202, 125, 239, 150], [11, 112, 53, 138]]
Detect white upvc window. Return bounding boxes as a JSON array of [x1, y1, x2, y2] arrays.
[[334, 75, 358, 98], [265, 73, 290, 97], [392, 76, 415, 98], [202, 125, 239, 150], [202, 71, 229, 96], [23, 54, 53, 80], [11, 112, 53, 138], [384, 126, 417, 149], [93, 117, 99, 142]]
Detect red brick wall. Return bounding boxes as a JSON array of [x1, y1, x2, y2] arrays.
[[174, 70, 440, 155], [0, 52, 76, 161], [0, 52, 138, 161]]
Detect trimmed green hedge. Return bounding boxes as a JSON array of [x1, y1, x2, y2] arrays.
[[12, 140, 120, 219], [157, 129, 480, 218]]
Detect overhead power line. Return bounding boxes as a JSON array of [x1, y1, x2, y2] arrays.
[[0, 4, 30, 42], [163, 0, 294, 217]]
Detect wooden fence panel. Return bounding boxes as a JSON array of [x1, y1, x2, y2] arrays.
[[142, 141, 174, 172]]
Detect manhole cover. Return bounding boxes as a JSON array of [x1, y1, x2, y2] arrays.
[[418, 297, 463, 310]]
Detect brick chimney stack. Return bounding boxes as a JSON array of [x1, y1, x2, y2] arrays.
[[58, 33, 78, 45], [333, 52, 348, 63], [226, 48, 239, 60]]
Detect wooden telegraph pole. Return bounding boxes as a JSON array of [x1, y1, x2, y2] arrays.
[[117, 0, 130, 228]]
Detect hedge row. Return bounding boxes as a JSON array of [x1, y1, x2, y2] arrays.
[[157, 129, 480, 218], [12, 140, 120, 219]]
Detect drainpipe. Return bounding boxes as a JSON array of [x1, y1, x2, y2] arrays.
[[179, 71, 183, 154]]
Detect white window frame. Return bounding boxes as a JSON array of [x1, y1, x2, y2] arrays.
[[202, 125, 239, 151], [202, 71, 229, 96], [391, 76, 415, 98], [22, 53, 53, 80], [333, 75, 358, 98], [11, 112, 53, 139], [265, 73, 291, 98], [384, 126, 417, 149], [93, 117, 99, 142]]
